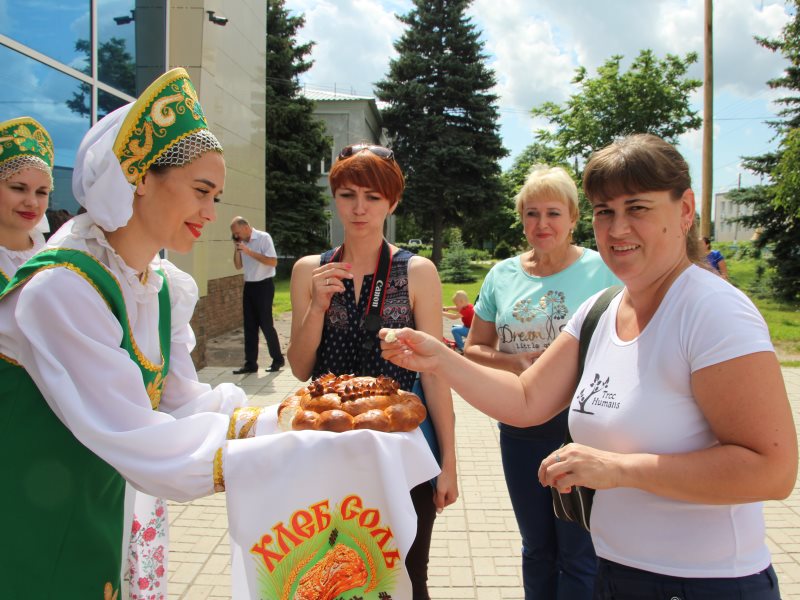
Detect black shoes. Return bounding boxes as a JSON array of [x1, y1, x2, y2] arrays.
[[232, 366, 257, 375], [233, 359, 284, 374], [267, 358, 285, 372]]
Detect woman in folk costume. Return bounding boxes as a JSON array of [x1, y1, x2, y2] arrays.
[[0, 68, 273, 599], [0, 117, 53, 287]]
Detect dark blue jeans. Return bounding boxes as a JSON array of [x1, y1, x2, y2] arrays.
[[500, 430, 597, 600], [594, 558, 780, 600]]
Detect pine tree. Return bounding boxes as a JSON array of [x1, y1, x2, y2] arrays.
[[266, 0, 331, 258], [439, 230, 475, 283], [733, 0, 800, 302], [375, 0, 507, 265]]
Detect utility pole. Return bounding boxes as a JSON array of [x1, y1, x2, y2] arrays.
[[701, 0, 713, 237]]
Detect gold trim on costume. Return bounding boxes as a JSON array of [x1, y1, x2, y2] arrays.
[[4, 250, 165, 373], [213, 446, 225, 493], [238, 407, 261, 439], [112, 68, 209, 184], [146, 371, 164, 410], [103, 582, 119, 600], [0, 352, 20, 367], [0, 116, 55, 169], [227, 409, 238, 440], [227, 407, 263, 439]]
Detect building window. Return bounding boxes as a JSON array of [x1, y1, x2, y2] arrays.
[[1, 0, 90, 70], [1, 0, 166, 216], [321, 136, 334, 174], [0, 45, 91, 214]]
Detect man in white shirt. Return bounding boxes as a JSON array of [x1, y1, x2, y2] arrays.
[[230, 216, 284, 374]]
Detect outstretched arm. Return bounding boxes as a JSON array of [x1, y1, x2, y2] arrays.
[[381, 326, 579, 427], [463, 315, 543, 375]]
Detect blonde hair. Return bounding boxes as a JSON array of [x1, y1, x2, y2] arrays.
[[514, 165, 579, 221], [452, 290, 469, 304]]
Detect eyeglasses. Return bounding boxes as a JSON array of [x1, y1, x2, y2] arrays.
[[338, 145, 394, 161]]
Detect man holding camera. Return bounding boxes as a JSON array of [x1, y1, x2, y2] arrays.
[[230, 216, 284, 374]]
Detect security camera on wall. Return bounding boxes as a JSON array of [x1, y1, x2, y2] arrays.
[[206, 10, 229, 26]]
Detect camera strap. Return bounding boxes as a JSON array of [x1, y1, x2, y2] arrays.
[[329, 239, 393, 337]]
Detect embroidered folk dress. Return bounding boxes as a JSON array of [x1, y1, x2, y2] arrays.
[[0, 229, 44, 288], [0, 215, 270, 599]]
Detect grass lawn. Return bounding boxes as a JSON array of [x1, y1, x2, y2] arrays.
[[727, 258, 800, 366], [273, 275, 292, 315], [273, 257, 799, 366]]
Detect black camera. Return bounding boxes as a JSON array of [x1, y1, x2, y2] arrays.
[[231, 234, 240, 242]]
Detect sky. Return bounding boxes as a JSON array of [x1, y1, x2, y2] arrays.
[[283, 0, 794, 199]]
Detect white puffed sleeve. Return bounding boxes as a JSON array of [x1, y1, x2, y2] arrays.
[[10, 268, 234, 501], [156, 260, 247, 418]]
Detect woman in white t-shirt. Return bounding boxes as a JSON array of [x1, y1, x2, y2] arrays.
[[380, 134, 796, 599]]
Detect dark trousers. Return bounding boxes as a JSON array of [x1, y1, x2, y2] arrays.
[[242, 278, 281, 369], [406, 482, 437, 600], [500, 430, 598, 600], [594, 559, 780, 600]]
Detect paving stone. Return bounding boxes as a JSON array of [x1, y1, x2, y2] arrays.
[[168, 357, 800, 599]]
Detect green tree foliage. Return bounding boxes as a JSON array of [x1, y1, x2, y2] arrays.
[[734, 1, 800, 303], [439, 230, 475, 283], [499, 142, 581, 249], [726, 185, 799, 302], [532, 50, 702, 162], [266, 0, 331, 258], [375, 0, 507, 264], [67, 38, 135, 118]]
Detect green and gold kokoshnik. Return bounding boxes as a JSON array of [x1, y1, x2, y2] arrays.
[[113, 67, 211, 184]]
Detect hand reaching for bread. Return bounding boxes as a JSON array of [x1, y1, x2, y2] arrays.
[[278, 373, 427, 433]]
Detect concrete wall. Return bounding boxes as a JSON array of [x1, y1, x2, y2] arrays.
[[714, 192, 758, 242], [313, 99, 393, 247], [168, 0, 266, 366]]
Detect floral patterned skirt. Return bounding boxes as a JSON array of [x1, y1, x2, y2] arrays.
[[124, 493, 169, 599]]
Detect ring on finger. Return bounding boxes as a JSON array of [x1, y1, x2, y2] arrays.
[[555, 453, 561, 463], [325, 278, 329, 286]]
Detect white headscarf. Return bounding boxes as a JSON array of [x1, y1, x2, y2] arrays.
[[71, 104, 137, 232]]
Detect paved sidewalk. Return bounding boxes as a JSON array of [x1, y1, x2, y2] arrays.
[[166, 363, 800, 599]]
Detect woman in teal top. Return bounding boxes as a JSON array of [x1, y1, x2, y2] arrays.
[[464, 165, 619, 600]]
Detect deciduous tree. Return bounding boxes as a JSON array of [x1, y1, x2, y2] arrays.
[[532, 50, 702, 163]]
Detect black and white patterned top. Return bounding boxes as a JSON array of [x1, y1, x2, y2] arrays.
[[312, 248, 417, 391]]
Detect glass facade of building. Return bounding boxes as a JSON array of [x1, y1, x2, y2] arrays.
[[0, 0, 164, 217]]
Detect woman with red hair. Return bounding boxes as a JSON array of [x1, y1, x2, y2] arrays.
[[288, 144, 458, 599]]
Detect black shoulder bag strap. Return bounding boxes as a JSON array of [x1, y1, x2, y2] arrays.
[[565, 285, 623, 444]]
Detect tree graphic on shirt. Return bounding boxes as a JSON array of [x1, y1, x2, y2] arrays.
[[512, 290, 568, 340], [573, 373, 610, 415]]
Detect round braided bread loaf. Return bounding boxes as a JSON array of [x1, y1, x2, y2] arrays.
[[277, 373, 427, 433]]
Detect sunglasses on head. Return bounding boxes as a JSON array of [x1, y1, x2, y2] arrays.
[[338, 145, 394, 161]]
